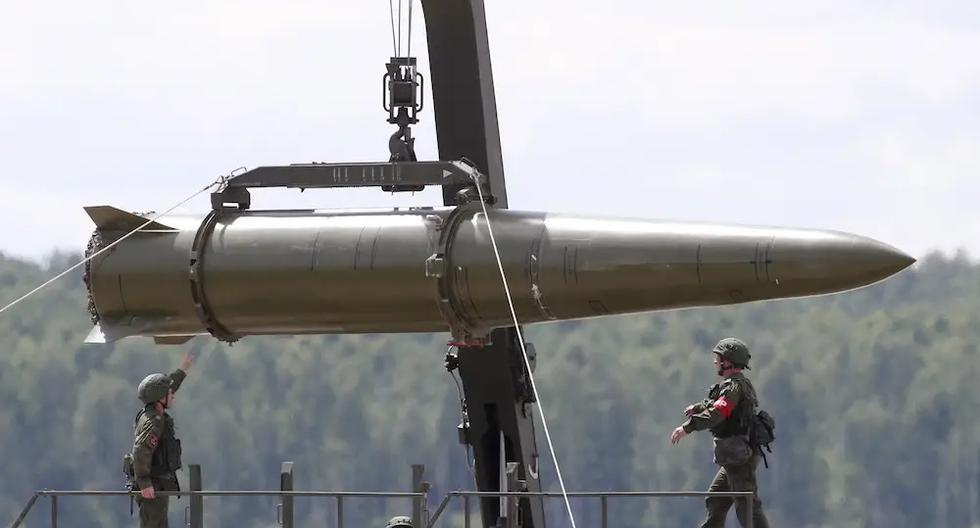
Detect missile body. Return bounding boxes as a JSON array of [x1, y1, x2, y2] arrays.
[[83, 205, 914, 343]]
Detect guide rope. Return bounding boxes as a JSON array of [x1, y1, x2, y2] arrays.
[[0, 176, 226, 317], [468, 176, 579, 528]]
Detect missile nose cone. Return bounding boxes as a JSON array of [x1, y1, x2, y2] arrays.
[[862, 237, 917, 278], [770, 231, 916, 296]]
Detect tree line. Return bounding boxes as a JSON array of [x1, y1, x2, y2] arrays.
[[0, 250, 977, 527]]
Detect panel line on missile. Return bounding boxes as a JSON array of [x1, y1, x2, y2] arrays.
[[369, 226, 381, 271], [310, 227, 323, 271], [117, 275, 129, 313], [561, 247, 569, 285], [573, 248, 580, 285], [765, 237, 775, 283], [696, 244, 704, 284], [353, 227, 366, 270]]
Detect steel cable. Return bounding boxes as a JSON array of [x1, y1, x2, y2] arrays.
[[389, 0, 398, 55], [407, 0, 414, 58]]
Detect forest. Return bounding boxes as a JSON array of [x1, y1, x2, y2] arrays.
[[0, 250, 977, 527]]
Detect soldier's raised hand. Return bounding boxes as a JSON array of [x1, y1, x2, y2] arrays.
[[140, 486, 156, 499]]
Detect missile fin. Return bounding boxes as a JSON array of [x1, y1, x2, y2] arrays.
[[83, 206, 176, 232], [83, 325, 107, 344], [83, 323, 137, 344]]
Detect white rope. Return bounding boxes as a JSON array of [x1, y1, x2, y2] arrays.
[[0, 177, 225, 316], [469, 177, 579, 528]]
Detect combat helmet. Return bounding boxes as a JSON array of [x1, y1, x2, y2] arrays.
[[711, 337, 751, 369], [385, 516, 413, 528], [138, 373, 171, 404]]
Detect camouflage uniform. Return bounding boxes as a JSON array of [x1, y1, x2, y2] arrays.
[[683, 372, 770, 528], [133, 369, 186, 528]]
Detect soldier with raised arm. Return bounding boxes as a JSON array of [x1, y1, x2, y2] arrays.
[[131, 352, 194, 528]]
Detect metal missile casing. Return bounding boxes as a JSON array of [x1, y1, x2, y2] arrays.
[[83, 205, 914, 344]]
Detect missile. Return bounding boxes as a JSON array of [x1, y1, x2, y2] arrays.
[[81, 204, 914, 345]]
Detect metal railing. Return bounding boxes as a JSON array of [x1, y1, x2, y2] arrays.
[[9, 462, 430, 528], [10, 489, 427, 528], [426, 490, 755, 528], [9, 462, 756, 528], [9, 489, 756, 528]]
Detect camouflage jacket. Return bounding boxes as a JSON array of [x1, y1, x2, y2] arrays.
[[132, 369, 186, 491], [682, 372, 757, 437]]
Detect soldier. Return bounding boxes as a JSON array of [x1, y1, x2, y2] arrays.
[[132, 352, 194, 528], [670, 338, 770, 528]]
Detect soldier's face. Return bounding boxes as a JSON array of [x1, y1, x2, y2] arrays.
[[713, 354, 726, 376], [165, 389, 175, 407]]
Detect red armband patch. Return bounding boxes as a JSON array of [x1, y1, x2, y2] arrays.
[[712, 396, 734, 419], [148, 433, 159, 449]]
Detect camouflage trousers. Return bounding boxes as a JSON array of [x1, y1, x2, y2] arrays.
[[700, 454, 770, 528], [138, 496, 169, 528]]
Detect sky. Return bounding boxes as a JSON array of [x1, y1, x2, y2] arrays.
[[1, 0, 978, 263]]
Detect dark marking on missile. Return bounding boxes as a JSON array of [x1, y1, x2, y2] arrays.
[[310, 228, 323, 271], [751, 242, 761, 281], [353, 227, 366, 270], [528, 238, 542, 283], [561, 246, 569, 285], [572, 248, 580, 285], [117, 275, 128, 313], [729, 289, 746, 302], [369, 227, 381, 271], [696, 244, 703, 284], [588, 300, 609, 315], [527, 229, 554, 319], [531, 283, 555, 319], [765, 238, 774, 283]]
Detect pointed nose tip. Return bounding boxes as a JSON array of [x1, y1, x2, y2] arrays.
[[770, 231, 916, 296], [868, 239, 916, 277]]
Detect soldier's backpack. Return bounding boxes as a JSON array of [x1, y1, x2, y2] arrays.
[[747, 409, 776, 467]]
